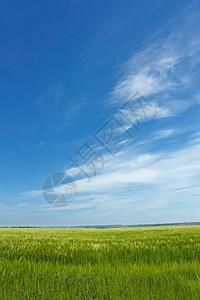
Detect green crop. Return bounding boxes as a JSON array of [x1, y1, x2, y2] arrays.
[[1, 226, 200, 299]]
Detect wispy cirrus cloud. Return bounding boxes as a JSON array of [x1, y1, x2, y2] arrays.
[[108, 3, 200, 127], [152, 129, 174, 141], [22, 133, 200, 214], [111, 56, 180, 102]]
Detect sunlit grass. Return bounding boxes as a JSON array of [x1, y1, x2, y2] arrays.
[[1, 226, 200, 299]]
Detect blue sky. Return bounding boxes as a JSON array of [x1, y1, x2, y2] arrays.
[[0, 0, 200, 226]]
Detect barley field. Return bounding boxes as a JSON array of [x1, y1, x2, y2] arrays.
[[1, 226, 200, 299]]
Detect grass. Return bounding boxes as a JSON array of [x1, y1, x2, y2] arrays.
[[1, 226, 200, 299]]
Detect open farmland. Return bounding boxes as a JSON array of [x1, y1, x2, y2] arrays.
[[1, 226, 200, 299]]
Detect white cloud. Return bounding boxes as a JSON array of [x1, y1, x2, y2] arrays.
[[111, 56, 179, 102], [27, 134, 199, 212], [152, 129, 174, 140], [107, 6, 200, 130], [19, 126, 200, 222]]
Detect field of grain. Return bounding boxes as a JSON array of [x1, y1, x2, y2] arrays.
[[0, 226, 200, 299]]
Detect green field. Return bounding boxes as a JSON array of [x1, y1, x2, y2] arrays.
[[1, 226, 200, 299]]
